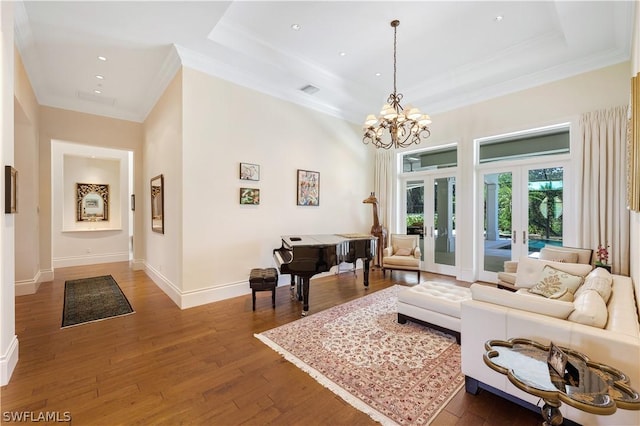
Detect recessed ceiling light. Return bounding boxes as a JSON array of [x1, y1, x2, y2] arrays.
[[96, 75, 104, 80], [97, 55, 107, 61], [375, 72, 381, 77], [339, 51, 346, 57], [494, 15, 504, 22], [94, 89, 102, 94], [291, 24, 301, 31]]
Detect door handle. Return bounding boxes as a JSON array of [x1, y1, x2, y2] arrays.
[[512, 230, 516, 244], [522, 231, 527, 244], [430, 226, 434, 238]]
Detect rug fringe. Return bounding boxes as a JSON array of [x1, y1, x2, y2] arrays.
[[254, 333, 399, 426]]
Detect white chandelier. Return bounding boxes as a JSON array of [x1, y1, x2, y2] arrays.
[[363, 20, 431, 150]]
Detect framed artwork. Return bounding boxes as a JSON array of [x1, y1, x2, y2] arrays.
[[4, 166, 17, 214], [76, 183, 109, 221], [240, 162, 260, 181], [151, 174, 164, 234], [240, 187, 260, 205], [297, 169, 320, 206]]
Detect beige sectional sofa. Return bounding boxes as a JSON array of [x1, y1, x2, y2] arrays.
[[461, 261, 640, 425]]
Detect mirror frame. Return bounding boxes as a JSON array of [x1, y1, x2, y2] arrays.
[[151, 174, 164, 234]]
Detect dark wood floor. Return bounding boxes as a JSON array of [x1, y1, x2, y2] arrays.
[[1, 262, 542, 425]]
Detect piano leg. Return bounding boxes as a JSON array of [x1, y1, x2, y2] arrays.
[[301, 276, 311, 316], [290, 275, 296, 300], [363, 258, 371, 288]]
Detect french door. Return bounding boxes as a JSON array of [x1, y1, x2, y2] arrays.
[[403, 171, 457, 276], [477, 162, 566, 282]]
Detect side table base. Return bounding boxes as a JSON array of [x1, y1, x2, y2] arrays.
[[541, 400, 563, 426]]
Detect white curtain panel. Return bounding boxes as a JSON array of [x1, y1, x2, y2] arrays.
[[578, 105, 630, 275], [374, 150, 394, 244]]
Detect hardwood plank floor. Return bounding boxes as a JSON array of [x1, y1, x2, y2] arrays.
[[1, 263, 541, 425]]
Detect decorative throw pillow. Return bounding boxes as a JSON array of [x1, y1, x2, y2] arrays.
[[394, 247, 413, 256], [527, 265, 583, 298]]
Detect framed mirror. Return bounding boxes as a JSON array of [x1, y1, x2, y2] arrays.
[[151, 174, 164, 234], [76, 183, 109, 221]]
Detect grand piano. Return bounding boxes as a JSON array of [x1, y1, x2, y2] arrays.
[[273, 234, 377, 316]]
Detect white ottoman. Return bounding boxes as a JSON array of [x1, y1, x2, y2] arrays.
[[397, 281, 471, 344]]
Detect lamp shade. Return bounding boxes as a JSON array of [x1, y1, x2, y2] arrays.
[[365, 115, 378, 126]]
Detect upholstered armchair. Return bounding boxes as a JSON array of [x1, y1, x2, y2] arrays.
[[382, 234, 421, 281]]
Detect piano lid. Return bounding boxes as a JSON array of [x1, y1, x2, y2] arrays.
[[282, 234, 376, 247]]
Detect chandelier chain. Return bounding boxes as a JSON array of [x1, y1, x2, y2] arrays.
[[393, 22, 397, 97]]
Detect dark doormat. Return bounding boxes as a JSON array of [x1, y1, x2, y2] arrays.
[[62, 275, 134, 328]]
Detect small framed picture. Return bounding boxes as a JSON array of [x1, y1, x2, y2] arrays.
[[240, 163, 260, 181], [5, 166, 17, 214], [547, 342, 567, 376], [240, 188, 260, 205], [297, 169, 319, 206]]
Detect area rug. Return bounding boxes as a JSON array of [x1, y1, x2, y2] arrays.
[[254, 285, 464, 425], [62, 275, 134, 328]]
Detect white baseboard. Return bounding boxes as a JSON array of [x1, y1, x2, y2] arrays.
[[40, 268, 54, 283], [181, 280, 251, 309], [15, 271, 42, 296], [130, 259, 145, 270], [0, 335, 19, 386], [142, 263, 369, 310], [53, 252, 129, 268], [15, 268, 55, 296], [143, 263, 182, 307]]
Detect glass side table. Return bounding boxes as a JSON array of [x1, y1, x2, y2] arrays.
[[483, 338, 640, 426]]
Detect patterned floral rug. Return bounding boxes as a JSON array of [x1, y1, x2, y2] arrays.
[[255, 285, 464, 425]]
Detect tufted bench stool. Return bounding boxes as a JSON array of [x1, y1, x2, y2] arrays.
[[249, 268, 278, 311], [397, 281, 471, 344]]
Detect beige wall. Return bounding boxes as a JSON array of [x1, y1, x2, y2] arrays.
[[175, 67, 374, 306], [14, 50, 40, 294], [142, 69, 183, 305], [38, 106, 144, 274], [396, 62, 631, 281]]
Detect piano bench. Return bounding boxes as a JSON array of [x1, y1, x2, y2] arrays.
[[249, 268, 279, 311]]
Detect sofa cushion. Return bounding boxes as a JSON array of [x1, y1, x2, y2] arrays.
[[392, 236, 417, 253], [384, 255, 420, 268], [514, 257, 592, 289], [575, 267, 613, 303], [394, 247, 413, 256], [539, 247, 578, 263], [568, 290, 608, 328], [497, 271, 516, 285], [543, 245, 593, 264], [470, 284, 575, 319], [527, 265, 583, 299]]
